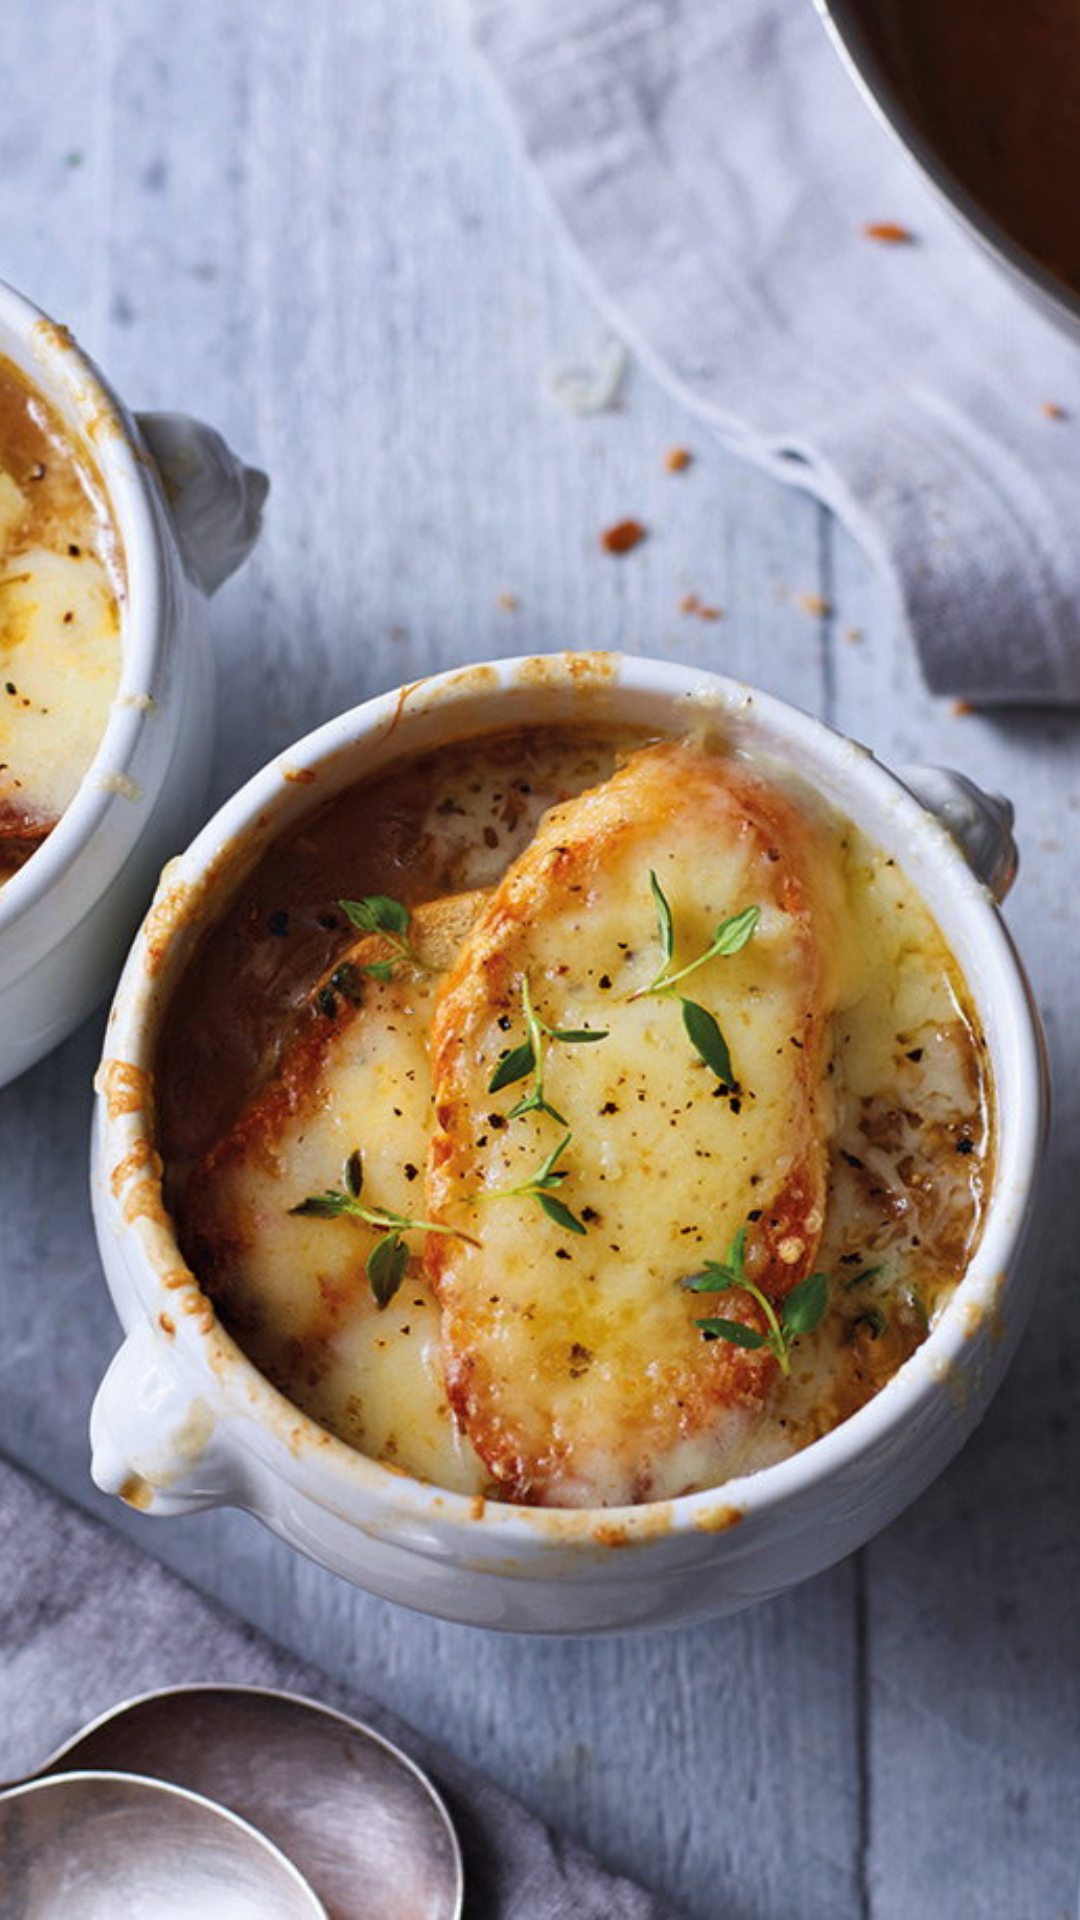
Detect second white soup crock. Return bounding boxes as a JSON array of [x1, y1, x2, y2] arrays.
[[0, 276, 266, 1088]]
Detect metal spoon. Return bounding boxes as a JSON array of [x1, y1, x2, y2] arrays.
[[0, 1769, 327, 1918], [17, 1685, 464, 1920]]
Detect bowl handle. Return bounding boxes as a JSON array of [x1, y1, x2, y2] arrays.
[[134, 411, 269, 596], [898, 766, 1018, 902], [90, 1324, 241, 1517]]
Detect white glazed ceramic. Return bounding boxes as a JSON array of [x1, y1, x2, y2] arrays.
[[0, 278, 267, 1088], [89, 653, 1046, 1635], [814, 0, 1080, 341]]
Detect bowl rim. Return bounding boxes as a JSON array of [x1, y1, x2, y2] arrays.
[[0, 275, 171, 935], [95, 650, 1047, 1548], [812, 0, 1080, 340]]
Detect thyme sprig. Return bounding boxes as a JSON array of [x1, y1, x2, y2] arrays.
[[290, 1149, 477, 1308], [638, 877, 760, 997], [471, 1132, 587, 1236], [682, 1226, 828, 1376], [632, 873, 759, 1086], [488, 974, 608, 1124], [338, 894, 435, 984]]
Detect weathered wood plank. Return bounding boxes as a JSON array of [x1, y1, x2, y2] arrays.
[[829, 510, 1080, 1919], [8, 2, 1075, 1916]]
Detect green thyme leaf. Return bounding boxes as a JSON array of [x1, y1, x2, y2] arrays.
[[727, 1225, 748, 1272], [488, 976, 607, 1113], [535, 1133, 573, 1187], [488, 1040, 536, 1094], [781, 1271, 829, 1337], [360, 959, 395, 986], [683, 1260, 742, 1293], [290, 1192, 349, 1219], [710, 905, 761, 957], [649, 869, 674, 965], [682, 1228, 832, 1374], [695, 1316, 768, 1349], [336, 894, 439, 983], [291, 1150, 478, 1309], [631, 884, 759, 1095], [507, 1087, 568, 1126], [341, 895, 410, 936], [681, 998, 734, 1085], [637, 890, 760, 997], [471, 1132, 591, 1234], [538, 1192, 587, 1235], [367, 1232, 409, 1309]]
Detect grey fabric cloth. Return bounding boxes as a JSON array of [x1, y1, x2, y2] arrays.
[[0, 1456, 678, 1919], [466, 0, 1080, 703]]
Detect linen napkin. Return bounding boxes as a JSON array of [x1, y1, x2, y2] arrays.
[[465, 0, 1080, 704], [0, 1455, 677, 1920]]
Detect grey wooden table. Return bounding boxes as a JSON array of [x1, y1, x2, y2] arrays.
[[0, 6, 1076, 1917]]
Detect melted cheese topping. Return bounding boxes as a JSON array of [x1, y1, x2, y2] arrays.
[[177, 728, 992, 1507], [426, 741, 842, 1504], [0, 356, 123, 883], [187, 934, 483, 1493]]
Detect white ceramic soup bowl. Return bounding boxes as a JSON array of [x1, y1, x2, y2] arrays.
[[89, 653, 1045, 1634], [0, 277, 266, 1088]]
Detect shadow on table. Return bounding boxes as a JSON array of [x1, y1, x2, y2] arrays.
[[851, 986, 1079, 1918]]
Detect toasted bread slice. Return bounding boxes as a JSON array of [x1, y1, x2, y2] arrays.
[[0, 801, 49, 881], [425, 741, 840, 1507], [182, 891, 488, 1494]]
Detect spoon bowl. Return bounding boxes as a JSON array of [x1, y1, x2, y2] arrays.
[[0, 1770, 326, 1919], [25, 1686, 463, 1920]]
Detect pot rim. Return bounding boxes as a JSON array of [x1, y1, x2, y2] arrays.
[[813, 0, 1080, 341], [0, 275, 171, 934], [96, 651, 1047, 1548]]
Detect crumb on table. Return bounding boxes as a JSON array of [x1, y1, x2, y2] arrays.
[[678, 592, 722, 621], [863, 221, 914, 244], [664, 447, 693, 472], [600, 518, 647, 555]]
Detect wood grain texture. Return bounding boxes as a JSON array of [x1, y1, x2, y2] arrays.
[[0, 4, 1075, 1917]]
